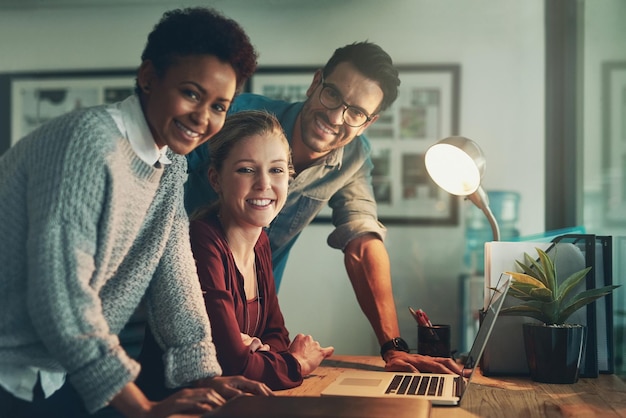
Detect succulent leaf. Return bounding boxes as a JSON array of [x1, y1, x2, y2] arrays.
[[556, 267, 592, 302], [515, 259, 546, 285], [506, 272, 547, 288], [507, 288, 536, 301], [521, 253, 547, 283], [536, 248, 557, 293], [528, 287, 553, 301], [558, 285, 621, 323]]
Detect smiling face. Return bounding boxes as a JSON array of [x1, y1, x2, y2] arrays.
[[210, 132, 290, 230], [138, 54, 237, 155], [297, 61, 383, 159]]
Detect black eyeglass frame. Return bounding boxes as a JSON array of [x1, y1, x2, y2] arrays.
[[317, 78, 376, 128]]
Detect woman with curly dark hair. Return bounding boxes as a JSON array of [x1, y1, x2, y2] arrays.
[[0, 7, 271, 418]]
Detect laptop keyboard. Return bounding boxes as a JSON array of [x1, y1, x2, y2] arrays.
[[385, 374, 445, 397]]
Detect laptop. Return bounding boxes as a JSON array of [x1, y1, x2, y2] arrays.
[[320, 273, 511, 406]]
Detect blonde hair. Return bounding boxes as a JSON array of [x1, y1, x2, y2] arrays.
[[191, 110, 293, 220]]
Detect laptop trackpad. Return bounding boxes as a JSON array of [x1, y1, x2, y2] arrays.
[[340, 377, 384, 387]]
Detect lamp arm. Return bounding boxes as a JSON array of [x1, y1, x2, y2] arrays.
[[467, 187, 501, 241]]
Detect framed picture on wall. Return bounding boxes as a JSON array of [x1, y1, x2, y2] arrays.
[[0, 70, 135, 150], [602, 61, 626, 225], [364, 64, 461, 225], [248, 66, 317, 102], [249, 65, 461, 225]]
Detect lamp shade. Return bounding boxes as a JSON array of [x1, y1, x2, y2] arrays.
[[425, 136, 500, 241], [424, 136, 486, 197]]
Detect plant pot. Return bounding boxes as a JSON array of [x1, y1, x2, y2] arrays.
[[522, 323, 586, 384]]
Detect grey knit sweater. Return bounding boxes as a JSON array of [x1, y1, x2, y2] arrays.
[[0, 105, 221, 413]]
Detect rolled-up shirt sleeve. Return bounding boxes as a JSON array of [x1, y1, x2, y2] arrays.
[[326, 141, 387, 251]]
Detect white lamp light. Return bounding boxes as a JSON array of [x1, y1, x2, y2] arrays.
[[425, 136, 500, 241]]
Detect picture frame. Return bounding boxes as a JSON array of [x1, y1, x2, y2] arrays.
[[602, 61, 626, 225], [249, 64, 461, 225], [248, 66, 317, 103], [0, 69, 136, 153]]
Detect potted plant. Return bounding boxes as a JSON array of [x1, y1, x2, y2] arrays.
[[501, 247, 619, 383]]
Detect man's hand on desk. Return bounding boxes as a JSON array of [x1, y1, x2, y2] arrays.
[[383, 350, 464, 375]]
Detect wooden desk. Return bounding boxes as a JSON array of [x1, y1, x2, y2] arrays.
[[277, 355, 626, 418]]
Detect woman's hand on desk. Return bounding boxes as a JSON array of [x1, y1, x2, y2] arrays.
[[145, 387, 228, 417], [109, 377, 271, 418], [383, 351, 464, 375], [240, 332, 270, 352], [194, 375, 274, 398], [288, 333, 335, 376]]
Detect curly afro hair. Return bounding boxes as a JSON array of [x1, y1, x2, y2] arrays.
[[137, 7, 258, 94]]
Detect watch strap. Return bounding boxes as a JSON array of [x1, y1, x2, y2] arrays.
[[380, 337, 410, 359]]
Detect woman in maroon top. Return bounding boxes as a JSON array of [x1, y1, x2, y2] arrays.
[[137, 110, 333, 395], [192, 110, 334, 389]]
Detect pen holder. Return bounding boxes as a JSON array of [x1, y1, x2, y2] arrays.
[[417, 324, 451, 358]]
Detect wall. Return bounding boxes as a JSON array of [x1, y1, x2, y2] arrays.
[[0, 0, 545, 354]]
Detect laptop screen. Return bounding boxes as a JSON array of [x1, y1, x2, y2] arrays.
[[461, 273, 511, 381]]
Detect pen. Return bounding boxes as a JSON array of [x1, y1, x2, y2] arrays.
[[408, 307, 420, 323], [411, 307, 439, 342], [417, 308, 433, 327], [409, 307, 433, 327]]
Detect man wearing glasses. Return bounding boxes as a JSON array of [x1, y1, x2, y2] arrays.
[[185, 42, 463, 376]]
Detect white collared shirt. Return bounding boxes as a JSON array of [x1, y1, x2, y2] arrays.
[[0, 364, 65, 401], [107, 94, 171, 167]]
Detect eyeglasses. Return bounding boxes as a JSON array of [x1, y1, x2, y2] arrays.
[[318, 79, 375, 128]]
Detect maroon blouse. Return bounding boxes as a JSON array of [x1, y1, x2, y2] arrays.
[[190, 213, 303, 390]]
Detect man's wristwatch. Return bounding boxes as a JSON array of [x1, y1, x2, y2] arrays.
[[380, 337, 410, 359]]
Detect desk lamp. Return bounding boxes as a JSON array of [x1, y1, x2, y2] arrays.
[[424, 136, 500, 241]]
